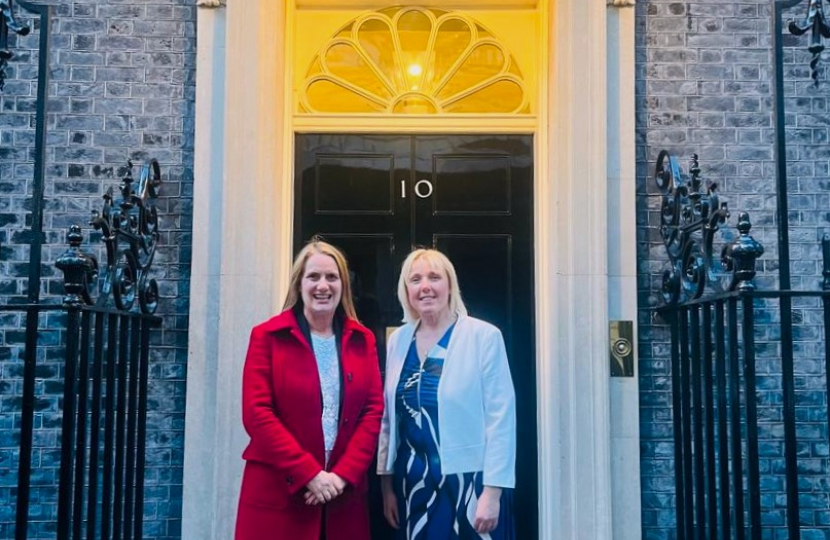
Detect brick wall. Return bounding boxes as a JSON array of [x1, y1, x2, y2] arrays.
[[0, 2, 195, 539], [637, 1, 830, 538]]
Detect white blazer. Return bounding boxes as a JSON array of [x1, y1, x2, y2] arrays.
[[376, 315, 516, 488]]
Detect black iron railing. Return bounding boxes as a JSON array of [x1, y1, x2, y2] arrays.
[[659, 287, 830, 540], [3, 158, 163, 540], [2, 303, 159, 540], [655, 149, 830, 540]]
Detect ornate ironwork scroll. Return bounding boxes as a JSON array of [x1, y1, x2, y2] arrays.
[[57, 159, 162, 314], [655, 151, 764, 305], [788, 0, 830, 87], [0, 0, 31, 92]]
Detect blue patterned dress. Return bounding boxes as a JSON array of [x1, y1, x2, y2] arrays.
[[393, 324, 515, 540]]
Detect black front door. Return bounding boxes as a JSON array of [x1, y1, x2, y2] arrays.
[[294, 134, 537, 540]]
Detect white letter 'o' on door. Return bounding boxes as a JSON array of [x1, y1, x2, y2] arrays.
[[414, 179, 433, 199]]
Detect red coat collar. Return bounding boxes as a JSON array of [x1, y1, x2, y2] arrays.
[[259, 308, 363, 339], [259, 309, 301, 333]]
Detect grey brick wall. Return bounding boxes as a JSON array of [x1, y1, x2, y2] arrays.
[[0, 2, 195, 539], [637, 1, 829, 539]]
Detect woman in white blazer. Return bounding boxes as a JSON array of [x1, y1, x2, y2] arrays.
[[377, 248, 516, 540]]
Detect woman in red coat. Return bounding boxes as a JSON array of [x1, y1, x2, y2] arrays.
[[235, 240, 384, 540]]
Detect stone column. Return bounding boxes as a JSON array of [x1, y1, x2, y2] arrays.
[[182, 1, 227, 538], [541, 0, 614, 537], [606, 2, 642, 539], [182, 0, 287, 538]]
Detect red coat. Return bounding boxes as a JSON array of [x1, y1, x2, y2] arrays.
[[235, 310, 384, 540]]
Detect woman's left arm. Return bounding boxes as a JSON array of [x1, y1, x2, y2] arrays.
[[480, 328, 517, 489], [330, 334, 384, 486]]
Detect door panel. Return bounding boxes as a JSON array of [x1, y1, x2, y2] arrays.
[[295, 134, 537, 540], [295, 134, 410, 237], [432, 155, 512, 214], [314, 154, 396, 214], [433, 234, 512, 332]]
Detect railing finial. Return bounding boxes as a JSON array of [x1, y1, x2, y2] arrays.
[[726, 212, 764, 292], [55, 225, 97, 307]]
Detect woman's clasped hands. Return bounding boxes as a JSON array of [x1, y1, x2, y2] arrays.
[[303, 470, 347, 505]]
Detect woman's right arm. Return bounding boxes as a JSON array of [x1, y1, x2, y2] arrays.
[[376, 329, 397, 475], [376, 399, 392, 474], [377, 331, 400, 528], [242, 326, 322, 494]]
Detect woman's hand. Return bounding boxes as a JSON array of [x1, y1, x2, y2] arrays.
[[380, 475, 399, 529], [304, 471, 344, 505], [473, 486, 501, 534], [304, 472, 347, 505], [330, 472, 347, 492]]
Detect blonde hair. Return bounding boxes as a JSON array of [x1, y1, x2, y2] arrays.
[[397, 249, 468, 324], [283, 240, 358, 320]]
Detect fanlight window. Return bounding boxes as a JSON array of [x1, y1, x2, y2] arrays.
[[301, 7, 528, 115]]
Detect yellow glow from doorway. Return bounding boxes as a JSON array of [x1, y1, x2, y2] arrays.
[[295, 7, 538, 115]]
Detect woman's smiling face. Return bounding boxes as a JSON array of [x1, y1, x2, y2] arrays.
[[301, 253, 342, 318], [406, 257, 450, 319]]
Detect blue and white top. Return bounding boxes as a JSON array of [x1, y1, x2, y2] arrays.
[[378, 315, 516, 488], [392, 323, 515, 540], [311, 333, 340, 465]]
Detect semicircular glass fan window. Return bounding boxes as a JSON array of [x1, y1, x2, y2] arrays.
[[301, 7, 528, 115]]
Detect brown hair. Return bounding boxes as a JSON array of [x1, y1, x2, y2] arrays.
[[282, 239, 358, 320]]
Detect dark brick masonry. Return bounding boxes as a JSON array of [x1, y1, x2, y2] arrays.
[[0, 2, 195, 539], [637, 2, 830, 538]]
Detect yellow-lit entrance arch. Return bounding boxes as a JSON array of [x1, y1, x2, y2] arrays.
[[300, 7, 529, 115], [291, 4, 540, 132]]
